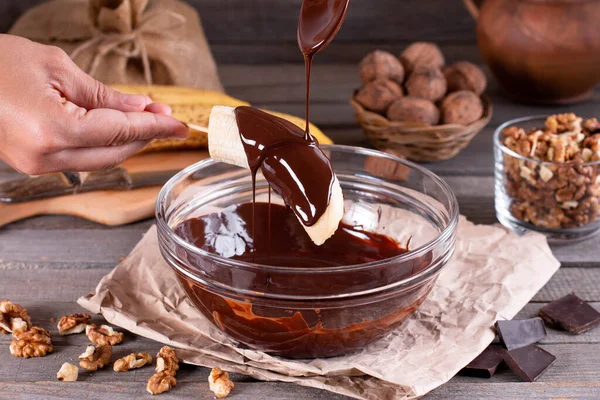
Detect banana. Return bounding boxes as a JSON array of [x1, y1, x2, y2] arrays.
[[111, 84, 333, 153], [208, 106, 343, 245]]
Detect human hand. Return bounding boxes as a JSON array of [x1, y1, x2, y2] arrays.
[[0, 34, 189, 174]]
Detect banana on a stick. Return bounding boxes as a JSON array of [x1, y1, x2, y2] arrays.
[[208, 106, 343, 245]]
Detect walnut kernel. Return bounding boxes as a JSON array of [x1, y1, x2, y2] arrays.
[[444, 61, 487, 95], [79, 344, 112, 371], [57, 313, 91, 335], [354, 79, 403, 114], [0, 300, 31, 335], [359, 50, 405, 85], [440, 90, 483, 125], [86, 324, 124, 345], [114, 353, 152, 372], [57, 362, 79, 382], [147, 346, 179, 395], [405, 66, 447, 102], [209, 368, 235, 399], [387, 97, 439, 125], [502, 114, 600, 230], [10, 327, 53, 358], [399, 42, 445, 73], [147, 372, 177, 395]]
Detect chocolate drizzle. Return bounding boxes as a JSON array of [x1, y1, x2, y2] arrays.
[[231, 0, 350, 230], [298, 0, 350, 138], [234, 107, 334, 226]]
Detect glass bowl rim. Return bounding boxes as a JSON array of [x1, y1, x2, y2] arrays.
[[494, 115, 600, 166], [156, 144, 459, 278]]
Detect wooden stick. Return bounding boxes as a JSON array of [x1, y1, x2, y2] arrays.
[[182, 122, 209, 133]]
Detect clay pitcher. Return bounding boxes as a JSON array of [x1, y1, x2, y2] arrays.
[[463, 0, 600, 104]]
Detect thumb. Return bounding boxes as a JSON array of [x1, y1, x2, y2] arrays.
[[57, 57, 152, 112]]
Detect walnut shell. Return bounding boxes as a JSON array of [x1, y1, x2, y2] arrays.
[[399, 42, 445, 73], [359, 50, 405, 84], [405, 66, 447, 102], [387, 97, 440, 125], [444, 61, 487, 95], [354, 79, 403, 114], [440, 91, 484, 125]]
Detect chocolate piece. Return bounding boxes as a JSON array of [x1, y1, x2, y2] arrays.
[[502, 344, 556, 382], [460, 346, 505, 378], [495, 318, 547, 350], [539, 293, 600, 334]]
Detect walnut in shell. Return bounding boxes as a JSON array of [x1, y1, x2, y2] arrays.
[[79, 344, 112, 371], [10, 326, 53, 358], [57, 313, 91, 335], [57, 362, 79, 382], [359, 50, 405, 84], [147, 346, 179, 395], [405, 66, 447, 102], [444, 61, 487, 95], [399, 42, 445, 73], [209, 368, 235, 399], [0, 300, 31, 335], [440, 90, 484, 125], [86, 323, 124, 345], [354, 79, 403, 114], [387, 97, 440, 125], [114, 353, 153, 372]]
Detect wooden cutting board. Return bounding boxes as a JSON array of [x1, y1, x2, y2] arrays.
[[0, 151, 208, 227]]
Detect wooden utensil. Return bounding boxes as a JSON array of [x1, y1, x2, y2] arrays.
[[0, 151, 208, 227]]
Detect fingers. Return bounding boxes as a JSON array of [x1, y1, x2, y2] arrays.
[[51, 141, 151, 172], [54, 56, 152, 112], [64, 108, 188, 148], [145, 102, 173, 116]]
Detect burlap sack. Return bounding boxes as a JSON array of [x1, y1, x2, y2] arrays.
[[10, 0, 223, 91]]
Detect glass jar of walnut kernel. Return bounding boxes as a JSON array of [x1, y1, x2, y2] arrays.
[[494, 114, 600, 243]]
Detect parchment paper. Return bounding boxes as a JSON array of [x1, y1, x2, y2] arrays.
[[78, 213, 560, 400]]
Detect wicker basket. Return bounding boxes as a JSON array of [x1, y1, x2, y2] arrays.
[[350, 95, 493, 162]]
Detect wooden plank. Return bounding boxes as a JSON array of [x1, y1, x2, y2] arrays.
[[2, 379, 600, 400], [428, 382, 600, 399], [2, 344, 600, 397], [0, 229, 145, 265], [534, 268, 600, 302], [194, 0, 476, 43], [0, 381, 350, 399]]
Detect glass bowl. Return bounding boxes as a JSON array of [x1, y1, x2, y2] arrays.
[[494, 116, 600, 243], [156, 145, 458, 358]]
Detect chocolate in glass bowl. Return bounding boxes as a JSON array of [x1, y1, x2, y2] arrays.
[[157, 145, 458, 358]]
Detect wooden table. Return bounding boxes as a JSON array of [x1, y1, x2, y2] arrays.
[[1, 64, 599, 399], [2, 1, 600, 398]]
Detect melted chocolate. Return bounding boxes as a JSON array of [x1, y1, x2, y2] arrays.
[[234, 107, 334, 227], [298, 0, 350, 137], [174, 202, 433, 358], [231, 0, 349, 229], [175, 202, 407, 268]]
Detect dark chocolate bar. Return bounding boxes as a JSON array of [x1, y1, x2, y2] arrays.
[[502, 344, 556, 382], [495, 318, 547, 350], [459, 346, 505, 378], [539, 293, 600, 334]]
